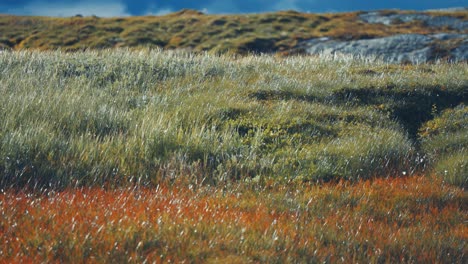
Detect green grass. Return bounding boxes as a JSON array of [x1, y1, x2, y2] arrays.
[[0, 49, 466, 188], [0, 9, 466, 55], [420, 105, 467, 187]]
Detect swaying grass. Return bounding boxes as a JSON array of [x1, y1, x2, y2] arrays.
[[420, 105, 467, 187], [0, 49, 466, 263], [0, 176, 466, 263], [0, 49, 466, 188]]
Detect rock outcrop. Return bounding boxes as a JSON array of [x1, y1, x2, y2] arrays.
[[359, 11, 468, 30], [299, 33, 467, 63], [299, 10, 467, 63]]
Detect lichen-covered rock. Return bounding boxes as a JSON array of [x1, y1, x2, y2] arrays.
[[359, 11, 468, 30], [452, 42, 468, 61], [300, 34, 467, 63]]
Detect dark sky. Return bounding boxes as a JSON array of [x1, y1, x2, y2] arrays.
[[0, 0, 466, 17]]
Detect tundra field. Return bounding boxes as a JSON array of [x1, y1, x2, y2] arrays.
[[0, 50, 467, 262]]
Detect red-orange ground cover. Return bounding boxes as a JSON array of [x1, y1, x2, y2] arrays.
[[0, 176, 466, 263]]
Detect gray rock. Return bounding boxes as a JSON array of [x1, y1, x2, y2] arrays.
[[300, 34, 468, 63], [452, 42, 468, 61], [431, 33, 468, 40], [426, 7, 468, 12], [359, 11, 468, 30]]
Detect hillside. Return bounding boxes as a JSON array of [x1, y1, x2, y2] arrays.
[[0, 9, 467, 59], [0, 49, 467, 262], [1, 50, 466, 188]]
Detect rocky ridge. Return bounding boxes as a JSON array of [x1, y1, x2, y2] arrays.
[[300, 33, 467, 63], [300, 10, 467, 63]]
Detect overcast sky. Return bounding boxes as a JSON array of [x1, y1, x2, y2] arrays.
[[0, 0, 466, 17]]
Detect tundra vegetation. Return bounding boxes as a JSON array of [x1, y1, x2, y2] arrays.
[[0, 49, 466, 262], [0, 9, 467, 54]]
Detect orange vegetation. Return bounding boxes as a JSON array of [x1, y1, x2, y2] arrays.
[[0, 176, 466, 263]]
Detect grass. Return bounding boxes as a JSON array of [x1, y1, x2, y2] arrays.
[[0, 50, 466, 188], [0, 49, 466, 262], [419, 105, 467, 188], [0, 9, 467, 55], [1, 176, 466, 263]]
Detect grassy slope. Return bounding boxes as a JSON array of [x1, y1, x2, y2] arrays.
[[0, 9, 467, 54], [0, 50, 466, 188], [0, 40, 466, 263]]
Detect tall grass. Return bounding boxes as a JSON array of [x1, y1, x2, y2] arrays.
[[0, 50, 466, 188]]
